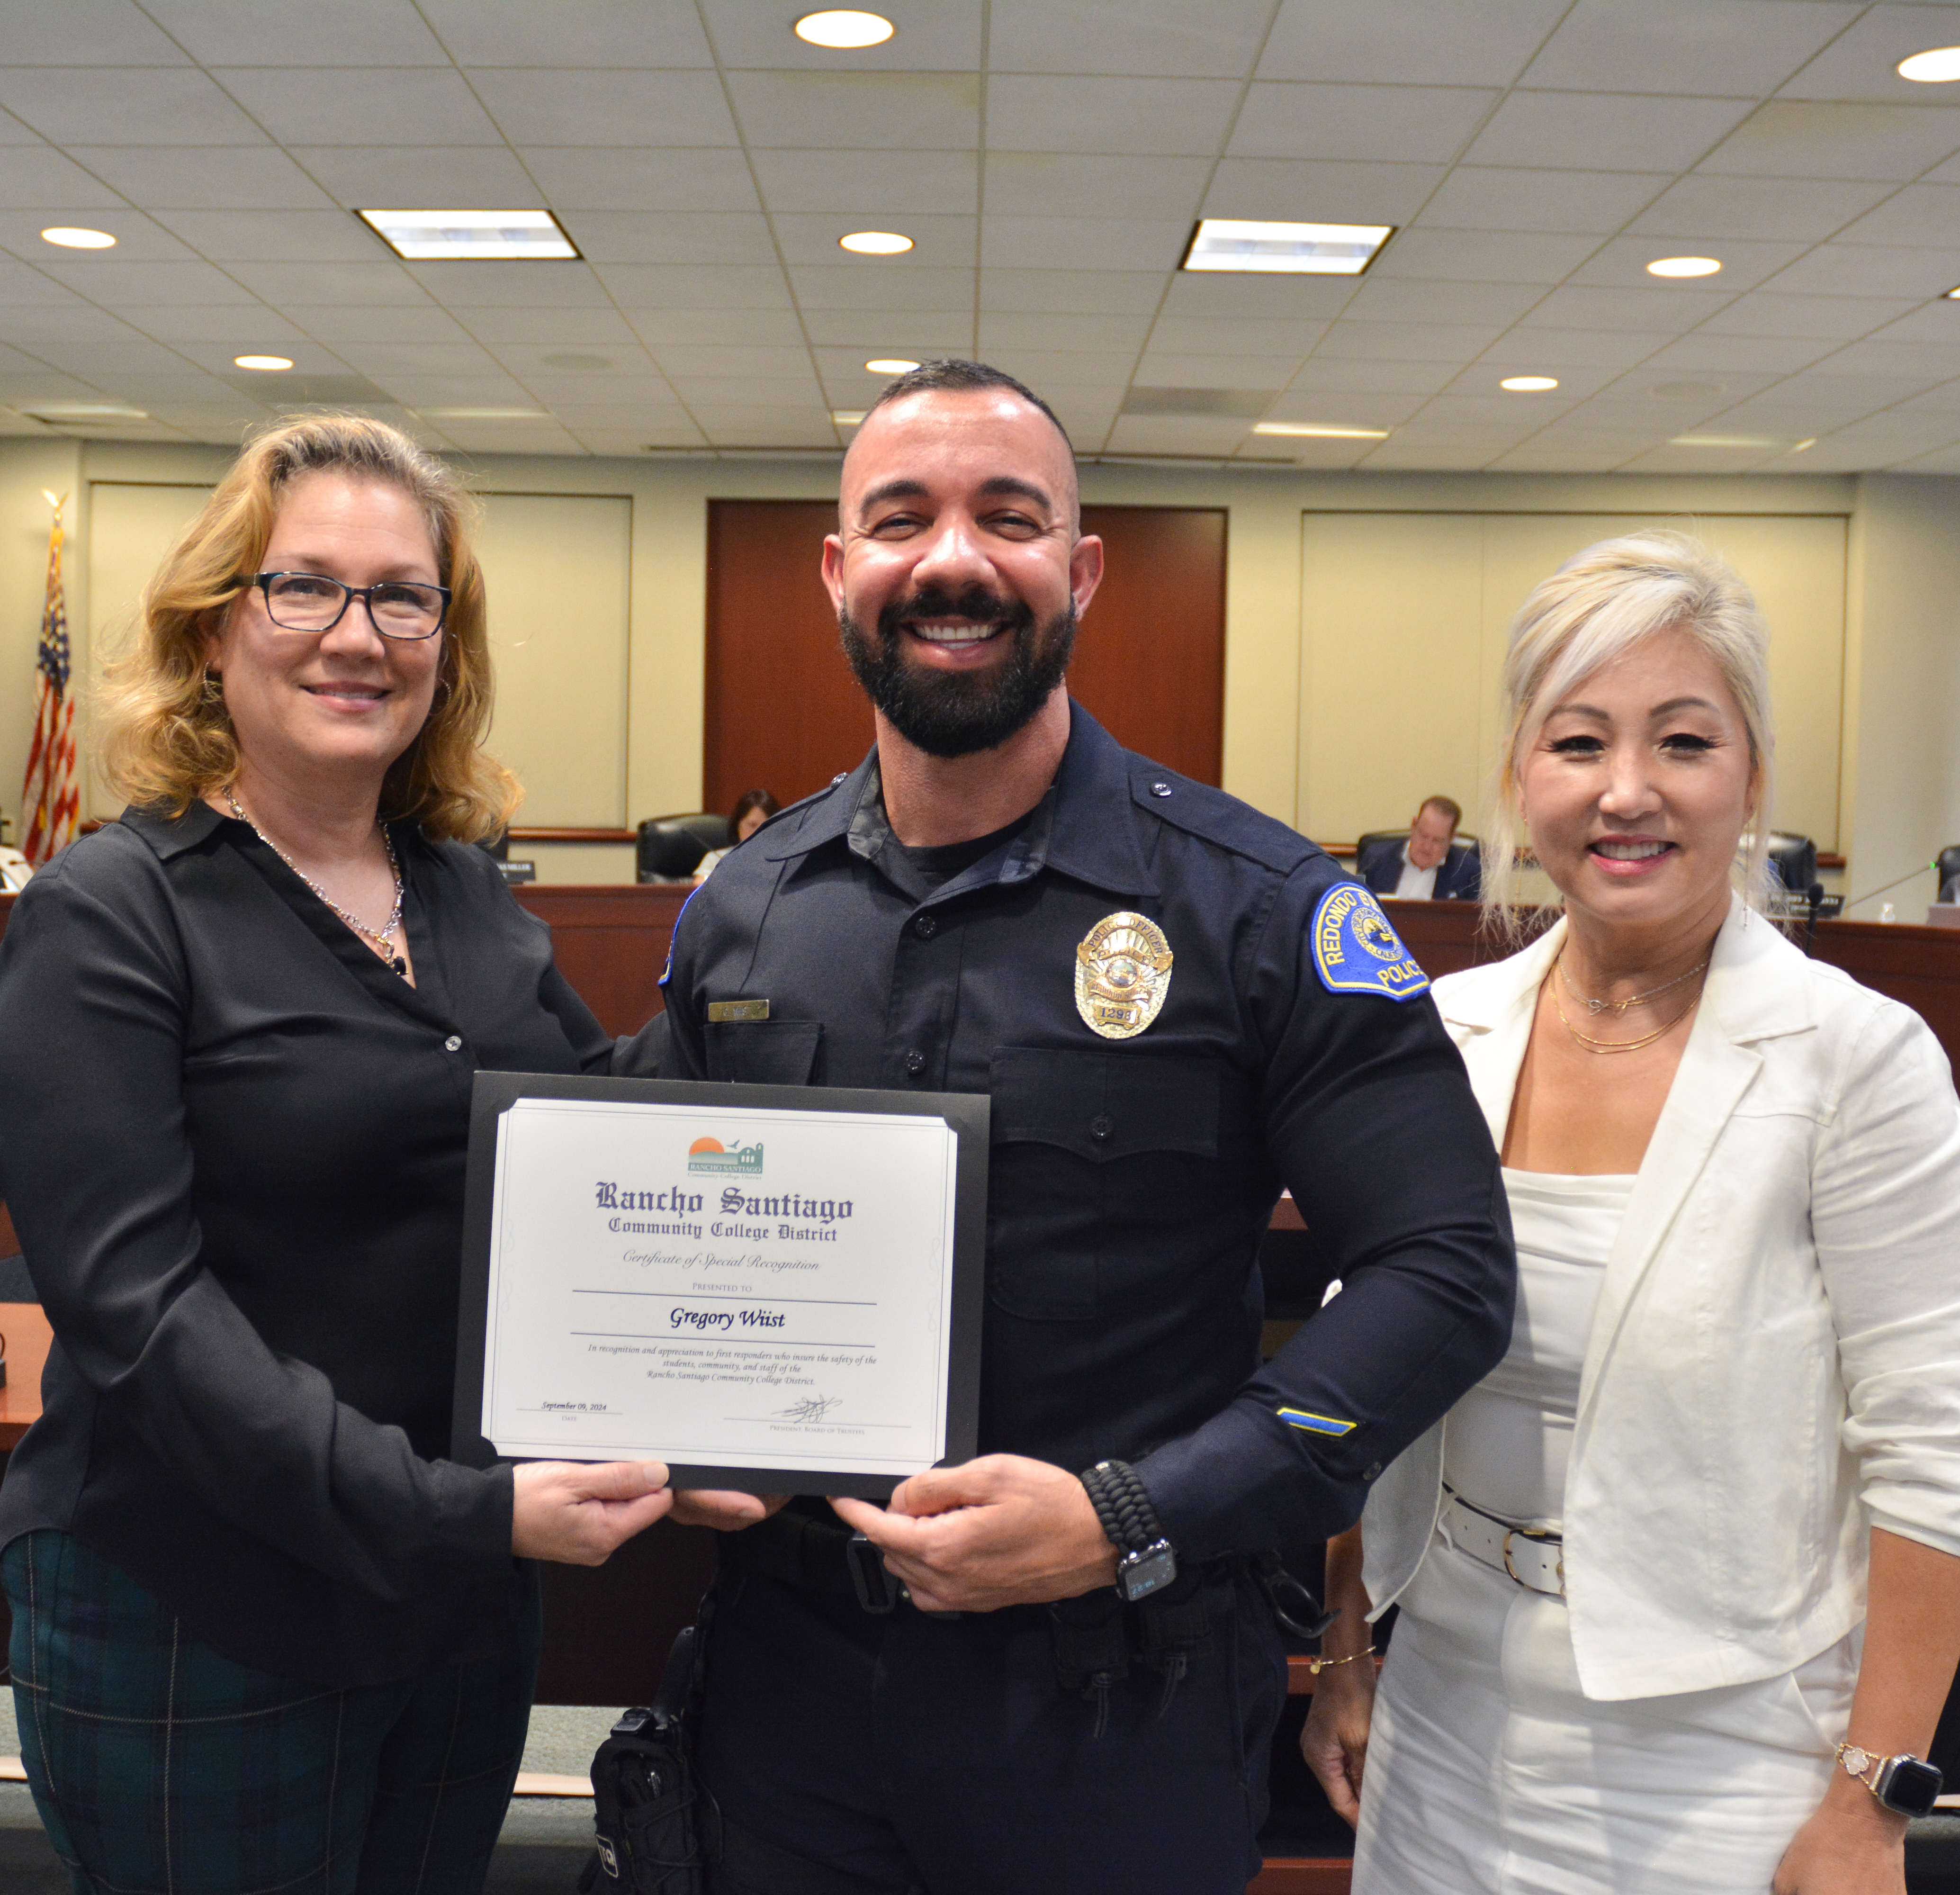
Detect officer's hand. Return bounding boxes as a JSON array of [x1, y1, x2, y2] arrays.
[[830, 1455, 1118, 1612], [668, 1490, 792, 1532], [512, 1460, 672, 1566]]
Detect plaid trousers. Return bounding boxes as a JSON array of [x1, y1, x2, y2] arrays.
[[3, 1530, 540, 1895]]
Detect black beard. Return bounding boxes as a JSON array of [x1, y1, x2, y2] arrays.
[[838, 584, 1075, 759]]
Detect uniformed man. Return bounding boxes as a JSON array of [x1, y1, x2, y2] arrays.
[[660, 360, 1513, 1895]]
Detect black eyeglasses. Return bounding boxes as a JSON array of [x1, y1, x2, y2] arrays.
[[249, 571, 450, 641]]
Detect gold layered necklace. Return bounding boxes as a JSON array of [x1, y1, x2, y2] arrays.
[[1550, 952, 1703, 1055]]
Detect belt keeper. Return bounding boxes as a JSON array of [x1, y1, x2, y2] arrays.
[[846, 1531, 900, 1615]]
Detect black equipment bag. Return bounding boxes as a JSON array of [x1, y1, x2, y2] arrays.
[[581, 1625, 710, 1895]]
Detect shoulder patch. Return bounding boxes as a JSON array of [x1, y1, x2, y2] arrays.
[[1311, 883, 1430, 1002]]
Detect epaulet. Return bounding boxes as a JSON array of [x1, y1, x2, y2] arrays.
[[748, 775, 845, 838], [1125, 759, 1328, 878]]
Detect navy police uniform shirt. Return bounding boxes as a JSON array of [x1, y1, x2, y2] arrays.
[[660, 703, 1515, 1561]]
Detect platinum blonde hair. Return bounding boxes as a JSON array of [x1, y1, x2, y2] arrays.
[[1481, 530, 1774, 922]]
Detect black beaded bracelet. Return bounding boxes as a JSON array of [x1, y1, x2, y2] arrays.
[[1079, 1458, 1166, 1553]]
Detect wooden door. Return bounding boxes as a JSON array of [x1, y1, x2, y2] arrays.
[[702, 501, 1226, 816]]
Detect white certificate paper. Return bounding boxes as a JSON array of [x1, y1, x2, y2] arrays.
[[480, 1096, 961, 1479]]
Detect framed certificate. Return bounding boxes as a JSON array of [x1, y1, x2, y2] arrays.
[[451, 1072, 989, 1498]]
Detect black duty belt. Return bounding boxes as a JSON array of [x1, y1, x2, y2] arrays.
[[719, 1507, 907, 1613]]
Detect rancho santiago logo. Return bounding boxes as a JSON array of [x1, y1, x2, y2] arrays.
[[686, 1135, 763, 1176]]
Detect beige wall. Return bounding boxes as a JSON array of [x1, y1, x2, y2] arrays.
[[4, 437, 1954, 906]]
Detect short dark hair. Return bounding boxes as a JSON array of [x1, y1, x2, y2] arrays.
[[728, 787, 780, 832], [862, 359, 1074, 454], [1418, 795, 1462, 829]]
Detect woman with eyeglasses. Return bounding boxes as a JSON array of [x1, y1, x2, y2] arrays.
[[0, 416, 672, 1894]]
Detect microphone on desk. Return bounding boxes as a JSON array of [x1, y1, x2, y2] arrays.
[[1806, 881, 1825, 956]]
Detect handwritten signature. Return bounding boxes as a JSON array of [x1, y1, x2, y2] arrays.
[[777, 1394, 843, 1423]]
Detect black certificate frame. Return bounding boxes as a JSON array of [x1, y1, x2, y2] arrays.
[[451, 1070, 989, 1500]]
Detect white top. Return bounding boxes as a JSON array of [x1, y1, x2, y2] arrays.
[[1362, 895, 1960, 1701], [1392, 845, 1438, 901], [1444, 1170, 1631, 1529]]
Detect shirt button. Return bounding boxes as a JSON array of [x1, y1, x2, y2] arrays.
[[905, 1050, 927, 1078], [914, 913, 938, 939], [1089, 1113, 1114, 1141], [1364, 1462, 1383, 1482], [443, 1035, 463, 1053]]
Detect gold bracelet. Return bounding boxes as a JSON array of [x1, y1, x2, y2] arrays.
[[1307, 1645, 1377, 1676]]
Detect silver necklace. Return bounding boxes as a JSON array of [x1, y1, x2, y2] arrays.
[[1556, 952, 1707, 1017], [224, 786, 408, 978]]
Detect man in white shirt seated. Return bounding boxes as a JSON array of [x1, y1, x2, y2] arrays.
[[1358, 796, 1481, 902]]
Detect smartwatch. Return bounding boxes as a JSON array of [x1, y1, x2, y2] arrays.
[[1079, 1459, 1178, 1603], [1837, 1743, 1943, 1818]]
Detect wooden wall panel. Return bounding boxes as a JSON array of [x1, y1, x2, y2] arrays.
[[701, 501, 1228, 817]]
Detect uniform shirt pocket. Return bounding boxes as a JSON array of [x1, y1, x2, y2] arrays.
[[989, 1046, 1223, 1319], [703, 1020, 822, 1086]]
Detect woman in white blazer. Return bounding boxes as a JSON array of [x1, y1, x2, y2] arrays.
[[1302, 533, 1960, 1895]]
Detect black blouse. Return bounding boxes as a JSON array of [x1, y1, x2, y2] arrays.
[[0, 804, 620, 1685]]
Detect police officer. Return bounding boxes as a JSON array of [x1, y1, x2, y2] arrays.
[[660, 360, 1513, 1895]]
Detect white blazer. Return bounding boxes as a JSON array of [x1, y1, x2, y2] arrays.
[[1361, 896, 1960, 1702]]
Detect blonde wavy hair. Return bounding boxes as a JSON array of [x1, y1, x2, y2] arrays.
[[1482, 530, 1774, 924], [95, 413, 517, 841]]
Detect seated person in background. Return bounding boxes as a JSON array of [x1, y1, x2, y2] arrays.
[[693, 785, 779, 882], [1358, 795, 1481, 901]]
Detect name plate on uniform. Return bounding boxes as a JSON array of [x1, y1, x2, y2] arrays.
[[452, 1072, 988, 1499]]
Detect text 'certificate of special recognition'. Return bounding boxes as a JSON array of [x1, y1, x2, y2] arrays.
[[453, 1074, 989, 1498]]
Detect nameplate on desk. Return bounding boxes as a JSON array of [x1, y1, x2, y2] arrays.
[[452, 1072, 988, 1499]]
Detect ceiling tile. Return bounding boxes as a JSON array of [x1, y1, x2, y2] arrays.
[[126, 305, 313, 343], [787, 263, 974, 309], [1417, 391, 1584, 427], [1806, 338, 1960, 381], [521, 147, 762, 215], [404, 261, 614, 307], [459, 307, 643, 345], [985, 346, 1151, 388], [36, 258, 260, 306], [1565, 235, 1811, 293], [0, 68, 273, 146], [980, 269, 1166, 314], [1259, 0, 1566, 86], [1201, 158, 1447, 226], [1157, 274, 1356, 321], [211, 68, 505, 147], [174, 340, 352, 376], [0, 209, 194, 263], [1777, 5, 1960, 104], [230, 262, 433, 307], [802, 308, 970, 348], [698, 0, 984, 73], [1758, 242, 1960, 297], [140, 0, 450, 64], [546, 402, 700, 431], [0, 149, 126, 210], [1315, 321, 1507, 360], [1832, 182, 1960, 248], [371, 373, 538, 406], [0, 306, 153, 345], [504, 370, 676, 404], [294, 305, 468, 341], [724, 71, 979, 150], [1260, 388, 1428, 425], [1446, 360, 1627, 398], [1860, 301, 1960, 344], [1341, 278, 1549, 326], [284, 145, 544, 209], [1699, 101, 1960, 181], [983, 153, 1208, 221], [146, 209, 388, 263], [1520, 0, 1856, 97], [468, 69, 740, 147], [1463, 92, 1754, 171], [438, 423, 588, 455], [1230, 84, 1501, 165], [562, 211, 781, 266], [970, 314, 1144, 359], [986, 76, 1241, 156], [418, 0, 715, 68], [327, 342, 505, 376], [1370, 228, 1600, 284], [71, 146, 339, 210], [1630, 173, 1898, 242], [688, 415, 839, 450], [1882, 442, 1960, 473], [665, 373, 821, 402], [1516, 284, 1732, 331], [570, 428, 708, 456], [1472, 327, 1675, 367], [0, 1, 193, 64], [1414, 165, 1668, 234], [1638, 331, 1837, 373], [631, 307, 807, 345], [1286, 357, 1462, 393], [1133, 352, 1302, 389], [989, 0, 1270, 79], [1104, 414, 1254, 455], [1143, 315, 1322, 355], [594, 263, 795, 308], [1696, 291, 1917, 337], [1771, 370, 1942, 404], [655, 344, 813, 378], [774, 211, 975, 267], [980, 216, 1186, 272], [747, 147, 975, 216]]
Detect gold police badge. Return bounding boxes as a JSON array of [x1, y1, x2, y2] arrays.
[[1075, 911, 1173, 1039]]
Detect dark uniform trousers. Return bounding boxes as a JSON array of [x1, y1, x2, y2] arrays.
[[660, 704, 1515, 1895]]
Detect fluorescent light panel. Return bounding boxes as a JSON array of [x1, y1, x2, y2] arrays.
[[1182, 219, 1392, 276], [1252, 421, 1388, 439], [1669, 433, 1781, 448], [358, 208, 578, 262]]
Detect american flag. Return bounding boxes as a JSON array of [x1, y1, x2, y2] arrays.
[[20, 502, 77, 866]]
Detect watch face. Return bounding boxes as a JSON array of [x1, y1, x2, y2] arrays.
[[1879, 1756, 1943, 1819], [1119, 1543, 1177, 1603]]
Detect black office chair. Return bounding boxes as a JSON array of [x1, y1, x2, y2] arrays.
[[1765, 831, 1817, 893], [636, 812, 732, 882], [1354, 827, 1480, 861], [477, 831, 510, 861]]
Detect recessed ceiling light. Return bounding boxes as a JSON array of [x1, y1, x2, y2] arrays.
[[832, 409, 867, 425], [839, 231, 912, 255], [234, 354, 293, 371], [1501, 376, 1559, 392], [865, 357, 920, 373], [1647, 256, 1721, 278], [1252, 421, 1389, 439], [415, 406, 551, 420], [1900, 46, 1960, 82], [357, 208, 577, 261], [1669, 433, 1781, 448], [795, 9, 894, 47], [1182, 218, 1393, 276], [41, 227, 114, 250]]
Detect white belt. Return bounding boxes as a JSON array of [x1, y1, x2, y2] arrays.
[[1439, 1489, 1565, 1597]]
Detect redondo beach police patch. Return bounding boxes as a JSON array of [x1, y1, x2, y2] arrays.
[[1311, 884, 1430, 1002], [1075, 911, 1173, 1039]]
